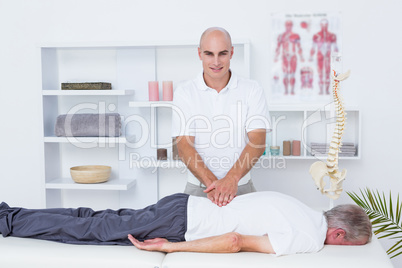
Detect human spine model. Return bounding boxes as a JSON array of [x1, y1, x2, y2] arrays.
[[309, 69, 350, 200]]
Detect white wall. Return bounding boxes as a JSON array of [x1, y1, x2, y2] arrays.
[[1, 0, 401, 265]]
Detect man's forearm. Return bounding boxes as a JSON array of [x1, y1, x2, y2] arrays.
[[129, 233, 274, 254], [164, 233, 242, 253], [225, 130, 266, 183], [225, 142, 265, 183], [176, 136, 217, 187], [163, 233, 274, 254]]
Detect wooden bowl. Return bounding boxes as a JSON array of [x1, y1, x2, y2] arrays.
[[70, 165, 111, 184]]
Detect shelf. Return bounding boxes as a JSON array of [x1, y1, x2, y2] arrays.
[[269, 104, 359, 112], [45, 178, 137, 190], [260, 155, 307, 160], [44, 136, 128, 144], [306, 156, 360, 160], [259, 155, 360, 160], [43, 90, 134, 96], [129, 101, 173, 108]]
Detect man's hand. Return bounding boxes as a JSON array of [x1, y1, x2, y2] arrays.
[[128, 234, 170, 252], [205, 188, 217, 204], [204, 177, 238, 207]]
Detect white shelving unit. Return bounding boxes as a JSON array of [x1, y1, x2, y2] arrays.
[[266, 104, 360, 160], [41, 87, 138, 208]]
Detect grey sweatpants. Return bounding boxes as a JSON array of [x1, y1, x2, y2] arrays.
[[0, 193, 189, 245]]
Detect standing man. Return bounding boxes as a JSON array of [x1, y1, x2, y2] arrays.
[[172, 27, 270, 207]]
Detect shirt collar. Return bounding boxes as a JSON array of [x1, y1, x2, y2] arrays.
[[194, 70, 238, 91]]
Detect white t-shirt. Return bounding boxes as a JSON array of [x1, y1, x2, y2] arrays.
[[171, 72, 271, 184], [185, 191, 327, 256]]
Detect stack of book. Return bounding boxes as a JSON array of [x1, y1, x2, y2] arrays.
[[310, 142, 356, 157]]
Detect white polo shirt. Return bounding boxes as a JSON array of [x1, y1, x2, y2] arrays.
[[171, 72, 271, 186], [185, 191, 327, 256]]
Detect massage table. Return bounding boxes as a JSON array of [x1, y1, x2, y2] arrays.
[[1, 235, 393, 268]]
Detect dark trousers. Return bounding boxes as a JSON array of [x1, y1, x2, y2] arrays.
[[0, 193, 189, 245]]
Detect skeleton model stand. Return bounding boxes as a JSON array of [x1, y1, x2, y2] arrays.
[[309, 69, 351, 201]]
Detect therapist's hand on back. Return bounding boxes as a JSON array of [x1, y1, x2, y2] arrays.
[[204, 177, 238, 207]]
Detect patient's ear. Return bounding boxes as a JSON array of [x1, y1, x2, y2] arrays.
[[334, 228, 346, 240], [325, 228, 346, 245]]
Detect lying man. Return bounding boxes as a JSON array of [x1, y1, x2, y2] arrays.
[[0, 191, 372, 256]]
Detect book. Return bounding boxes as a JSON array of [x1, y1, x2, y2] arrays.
[[61, 82, 112, 90]]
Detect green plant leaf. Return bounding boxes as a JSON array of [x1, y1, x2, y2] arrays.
[[388, 240, 402, 259], [347, 188, 402, 259], [390, 191, 394, 222], [396, 194, 401, 226]]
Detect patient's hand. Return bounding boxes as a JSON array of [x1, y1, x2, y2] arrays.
[[128, 234, 170, 252]]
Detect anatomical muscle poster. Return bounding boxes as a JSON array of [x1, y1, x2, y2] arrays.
[[271, 12, 342, 103]]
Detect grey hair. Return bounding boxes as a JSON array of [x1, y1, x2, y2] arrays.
[[324, 204, 372, 243], [199, 27, 232, 48]]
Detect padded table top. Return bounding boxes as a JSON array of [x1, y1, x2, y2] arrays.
[[0, 236, 166, 268], [161, 236, 393, 268], [0, 235, 393, 268]]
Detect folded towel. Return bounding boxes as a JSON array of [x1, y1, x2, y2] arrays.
[[55, 113, 121, 137]]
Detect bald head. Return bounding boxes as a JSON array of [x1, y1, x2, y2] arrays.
[[199, 27, 232, 49], [197, 27, 234, 91]]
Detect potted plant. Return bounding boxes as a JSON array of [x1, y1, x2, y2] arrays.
[[347, 188, 402, 258]]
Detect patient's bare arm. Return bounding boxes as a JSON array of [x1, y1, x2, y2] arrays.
[[128, 233, 275, 254]]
